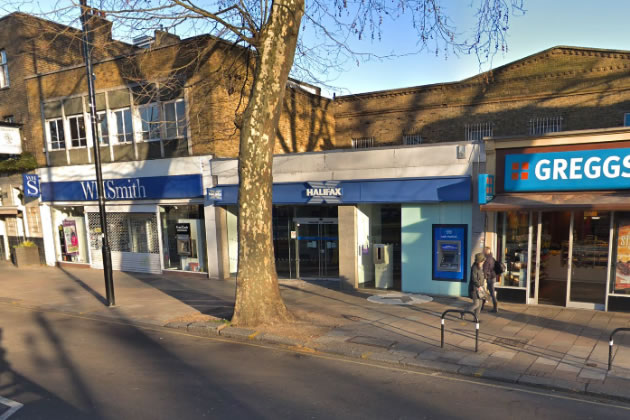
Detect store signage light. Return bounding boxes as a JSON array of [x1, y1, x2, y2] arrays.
[[505, 147, 630, 192], [305, 181, 343, 204]]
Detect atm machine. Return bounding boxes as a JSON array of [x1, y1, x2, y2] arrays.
[[437, 241, 461, 273], [432, 224, 467, 282]]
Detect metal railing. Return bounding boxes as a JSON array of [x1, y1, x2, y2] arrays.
[[441, 309, 479, 352], [608, 327, 630, 371]]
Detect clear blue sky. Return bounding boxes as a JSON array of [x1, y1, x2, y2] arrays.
[[325, 0, 630, 97]]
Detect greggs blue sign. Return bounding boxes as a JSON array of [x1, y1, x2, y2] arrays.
[[505, 147, 630, 192]]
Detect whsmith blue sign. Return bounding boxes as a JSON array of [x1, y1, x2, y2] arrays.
[[40, 174, 203, 202], [505, 147, 630, 192]]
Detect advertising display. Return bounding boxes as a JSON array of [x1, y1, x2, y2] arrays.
[[62, 219, 79, 255], [176, 223, 191, 256], [615, 218, 630, 291], [432, 224, 467, 282], [478, 174, 494, 204]]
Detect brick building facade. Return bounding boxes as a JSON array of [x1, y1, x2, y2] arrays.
[[334, 46, 630, 147]]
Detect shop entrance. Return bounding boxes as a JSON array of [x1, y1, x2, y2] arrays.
[[295, 218, 339, 279], [538, 212, 571, 305]]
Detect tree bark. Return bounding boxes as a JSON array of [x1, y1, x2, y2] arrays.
[[231, 0, 304, 327]]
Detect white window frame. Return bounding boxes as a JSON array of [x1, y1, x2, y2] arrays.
[[0, 50, 9, 88], [46, 118, 66, 151], [67, 114, 87, 148], [96, 110, 110, 145], [465, 122, 493, 141], [113, 107, 133, 144], [138, 102, 161, 142], [162, 99, 187, 140]]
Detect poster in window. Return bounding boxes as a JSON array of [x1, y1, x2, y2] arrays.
[[615, 220, 630, 290], [63, 219, 79, 255], [176, 223, 191, 256]]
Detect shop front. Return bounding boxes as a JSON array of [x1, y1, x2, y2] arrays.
[[38, 157, 207, 274], [206, 143, 482, 295], [482, 129, 630, 311]]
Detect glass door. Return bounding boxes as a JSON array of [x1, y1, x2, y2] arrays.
[[295, 218, 339, 279], [568, 211, 610, 307]]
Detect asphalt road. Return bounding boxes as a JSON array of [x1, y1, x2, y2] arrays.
[[0, 303, 629, 419]]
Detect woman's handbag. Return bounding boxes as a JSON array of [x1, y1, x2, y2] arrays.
[[476, 287, 487, 300]]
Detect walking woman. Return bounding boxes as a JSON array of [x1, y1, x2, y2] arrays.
[[467, 253, 486, 321]]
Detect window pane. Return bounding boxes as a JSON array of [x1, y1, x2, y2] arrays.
[[49, 120, 58, 144], [165, 102, 176, 138], [570, 211, 609, 304], [176, 101, 186, 137], [98, 113, 109, 144], [123, 109, 133, 139], [141, 104, 160, 141]]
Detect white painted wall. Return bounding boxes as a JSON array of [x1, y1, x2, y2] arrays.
[[38, 155, 208, 182], [211, 142, 485, 185]]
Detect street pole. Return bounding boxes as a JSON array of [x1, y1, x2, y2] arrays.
[[79, 0, 115, 306]]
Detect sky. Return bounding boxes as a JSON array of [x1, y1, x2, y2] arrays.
[[11, 0, 630, 97], [322, 0, 630, 97]]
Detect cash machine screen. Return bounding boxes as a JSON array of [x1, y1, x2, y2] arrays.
[[438, 241, 460, 272]]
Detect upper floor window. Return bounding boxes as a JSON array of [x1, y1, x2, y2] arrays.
[[164, 100, 186, 139], [47, 119, 65, 150], [465, 122, 493, 141], [624, 113, 630, 127], [97, 111, 109, 145], [3, 115, 14, 123], [352, 137, 374, 149], [114, 108, 133, 143], [68, 115, 87, 148], [403, 134, 422, 145], [529, 116, 563, 135], [139, 103, 160, 141], [0, 50, 9, 88]]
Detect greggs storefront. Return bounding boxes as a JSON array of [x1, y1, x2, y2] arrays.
[[482, 128, 630, 312]]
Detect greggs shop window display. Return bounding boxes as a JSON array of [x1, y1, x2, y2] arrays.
[[497, 211, 529, 288]]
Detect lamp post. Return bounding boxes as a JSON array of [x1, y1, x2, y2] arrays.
[[79, 0, 115, 306]]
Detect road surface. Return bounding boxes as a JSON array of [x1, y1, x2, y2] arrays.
[[0, 303, 628, 419]]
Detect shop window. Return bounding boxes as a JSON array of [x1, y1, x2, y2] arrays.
[[53, 207, 88, 264], [68, 115, 87, 148], [139, 103, 160, 141], [160, 205, 206, 272], [113, 108, 133, 143], [352, 137, 374, 149], [612, 212, 630, 296], [570, 211, 609, 304], [529, 116, 562, 135], [163, 100, 186, 139], [465, 122, 493, 141], [97, 111, 109, 145], [47, 118, 66, 150], [0, 50, 8, 88], [496, 211, 529, 288]]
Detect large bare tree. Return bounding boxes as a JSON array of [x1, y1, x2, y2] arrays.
[[4, 0, 525, 326]]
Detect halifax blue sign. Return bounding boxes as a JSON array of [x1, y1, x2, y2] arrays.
[[505, 147, 630, 192]]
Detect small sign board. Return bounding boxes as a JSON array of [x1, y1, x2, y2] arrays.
[[23, 174, 40, 198]]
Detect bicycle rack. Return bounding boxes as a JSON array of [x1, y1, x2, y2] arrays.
[[608, 327, 630, 371], [441, 309, 479, 353]]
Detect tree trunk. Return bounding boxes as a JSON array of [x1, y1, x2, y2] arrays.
[[231, 0, 305, 327]]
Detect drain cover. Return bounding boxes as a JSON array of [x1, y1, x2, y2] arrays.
[[367, 293, 433, 305]]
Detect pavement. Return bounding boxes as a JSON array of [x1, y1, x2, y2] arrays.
[[2, 262, 630, 403]]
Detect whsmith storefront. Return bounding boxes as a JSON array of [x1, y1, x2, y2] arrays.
[[36, 157, 207, 274], [482, 127, 630, 311]]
